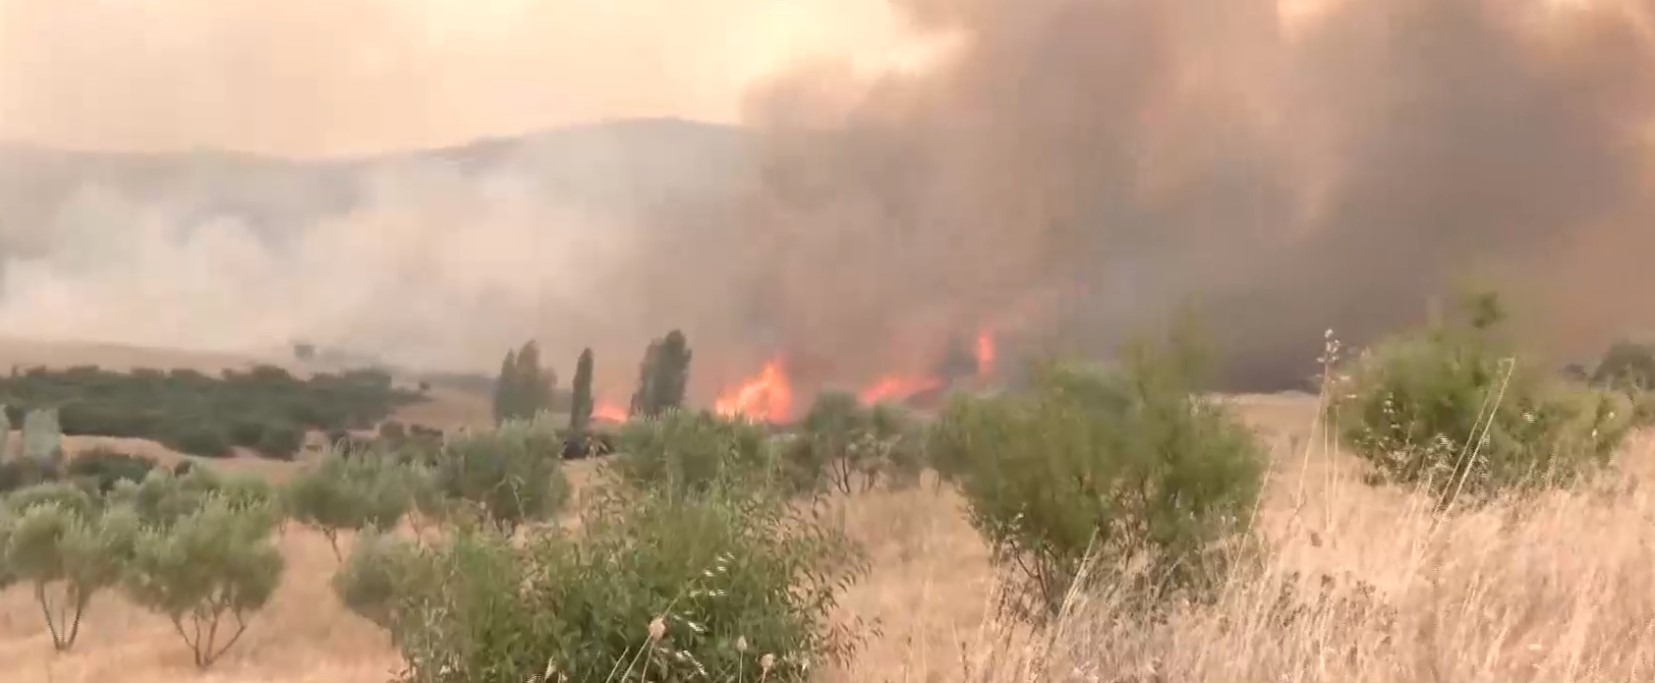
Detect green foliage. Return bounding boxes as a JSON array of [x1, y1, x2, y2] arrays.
[[1588, 341, 1655, 426], [0, 364, 421, 452], [788, 393, 925, 494], [65, 448, 157, 493], [0, 404, 10, 460], [123, 495, 284, 670], [332, 530, 435, 637], [630, 330, 692, 419], [935, 338, 1266, 620], [0, 485, 140, 651], [161, 423, 232, 458], [492, 341, 557, 425], [569, 348, 596, 433], [434, 414, 568, 533], [0, 455, 62, 495], [1336, 309, 1632, 508], [286, 450, 411, 559], [382, 476, 867, 683], [112, 467, 279, 530], [617, 409, 789, 496]]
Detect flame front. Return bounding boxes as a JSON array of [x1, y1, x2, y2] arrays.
[[713, 360, 794, 422], [593, 400, 628, 423], [858, 375, 942, 405], [976, 330, 996, 377]]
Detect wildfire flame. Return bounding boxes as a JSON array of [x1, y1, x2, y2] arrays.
[[593, 400, 628, 423], [713, 360, 794, 422], [858, 375, 942, 405], [976, 330, 996, 377]]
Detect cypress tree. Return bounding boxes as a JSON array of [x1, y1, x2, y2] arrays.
[[492, 349, 518, 425], [570, 349, 595, 433]]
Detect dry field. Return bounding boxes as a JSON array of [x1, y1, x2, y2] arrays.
[[3, 386, 1655, 681]]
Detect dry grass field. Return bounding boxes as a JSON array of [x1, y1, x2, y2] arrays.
[[4, 363, 1655, 681]]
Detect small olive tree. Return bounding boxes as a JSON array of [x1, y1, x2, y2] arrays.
[[285, 450, 410, 560], [0, 484, 140, 651], [434, 413, 568, 533], [935, 336, 1266, 620], [789, 393, 925, 494], [1336, 298, 1632, 508], [617, 408, 797, 496], [123, 494, 284, 670], [373, 472, 867, 683]]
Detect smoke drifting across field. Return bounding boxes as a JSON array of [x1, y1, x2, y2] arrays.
[[1, 0, 1653, 402]]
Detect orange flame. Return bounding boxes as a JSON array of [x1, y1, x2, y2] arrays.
[[858, 375, 942, 405], [714, 360, 794, 422], [976, 330, 997, 376], [593, 400, 628, 424]]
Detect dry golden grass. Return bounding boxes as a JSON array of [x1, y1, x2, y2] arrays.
[[6, 393, 1655, 682]]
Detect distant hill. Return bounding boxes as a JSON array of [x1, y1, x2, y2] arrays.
[[0, 117, 753, 257]]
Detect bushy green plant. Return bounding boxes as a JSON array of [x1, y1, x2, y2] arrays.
[[788, 393, 925, 494], [123, 495, 284, 670], [0, 484, 140, 650], [66, 448, 157, 493], [331, 530, 436, 639], [382, 474, 867, 683], [434, 414, 568, 533], [616, 409, 787, 495], [934, 338, 1266, 620], [286, 450, 411, 559], [1336, 314, 1632, 508], [111, 467, 278, 529]]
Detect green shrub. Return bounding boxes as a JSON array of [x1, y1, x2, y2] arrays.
[[164, 423, 232, 458], [0, 456, 62, 495], [111, 467, 278, 530], [255, 421, 305, 460], [382, 475, 867, 683], [66, 448, 157, 493], [331, 530, 436, 638], [123, 495, 284, 670], [1336, 318, 1632, 508], [434, 414, 568, 533], [935, 340, 1266, 620], [286, 450, 411, 559], [788, 393, 925, 494], [0, 485, 140, 651], [616, 409, 787, 495]]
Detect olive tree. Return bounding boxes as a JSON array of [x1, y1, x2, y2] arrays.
[[285, 450, 410, 560], [935, 336, 1266, 620], [123, 495, 284, 670], [433, 413, 568, 533], [0, 484, 139, 651]]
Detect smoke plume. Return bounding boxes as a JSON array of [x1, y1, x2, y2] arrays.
[[1, 0, 1653, 403]]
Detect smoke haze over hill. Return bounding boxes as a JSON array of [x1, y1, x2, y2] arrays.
[[1, 0, 1653, 402]]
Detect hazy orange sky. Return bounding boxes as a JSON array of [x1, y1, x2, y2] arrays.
[[0, 0, 934, 157]]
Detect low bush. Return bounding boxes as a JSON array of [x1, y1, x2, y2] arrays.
[[934, 331, 1266, 620], [433, 413, 568, 533], [788, 393, 925, 494], [286, 450, 411, 559], [1336, 302, 1632, 508], [66, 449, 157, 493], [364, 474, 868, 683], [0, 484, 140, 651], [162, 423, 232, 458], [616, 409, 788, 495], [123, 495, 284, 670]]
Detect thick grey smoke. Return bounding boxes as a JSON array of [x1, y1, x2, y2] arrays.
[[720, 0, 1655, 391], [1, 0, 1653, 403]]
